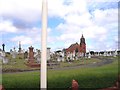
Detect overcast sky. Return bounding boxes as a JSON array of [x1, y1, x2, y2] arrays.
[[0, 0, 119, 52]]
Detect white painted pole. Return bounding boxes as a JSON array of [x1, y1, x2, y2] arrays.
[[41, 0, 47, 89]]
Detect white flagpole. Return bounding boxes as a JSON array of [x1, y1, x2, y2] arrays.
[[41, 0, 47, 89]]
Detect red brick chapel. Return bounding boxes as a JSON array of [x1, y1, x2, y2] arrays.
[[66, 34, 86, 56]]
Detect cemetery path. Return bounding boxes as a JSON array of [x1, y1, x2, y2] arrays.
[[1, 57, 115, 74], [51, 57, 114, 71]]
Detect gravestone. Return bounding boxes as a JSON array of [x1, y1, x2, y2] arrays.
[[97, 52, 99, 56], [104, 51, 107, 56], [1, 51, 5, 57], [10, 49, 13, 55], [114, 50, 117, 57], [18, 41, 22, 54], [109, 51, 112, 56], [28, 46, 34, 63], [0, 50, 3, 61], [2, 44, 5, 52], [98, 52, 100, 56], [47, 48, 50, 61], [36, 50, 41, 63], [0, 55, 2, 60], [0, 51, 8, 64], [106, 52, 109, 56], [57, 56, 61, 62], [24, 51, 28, 59], [70, 53, 73, 60], [61, 52, 65, 62], [0, 51, 4, 62], [72, 50, 76, 59], [26, 46, 40, 67], [2, 58, 8, 64], [88, 51, 91, 58], [12, 47, 17, 59]]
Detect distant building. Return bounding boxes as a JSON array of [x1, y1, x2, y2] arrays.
[[66, 34, 86, 59]]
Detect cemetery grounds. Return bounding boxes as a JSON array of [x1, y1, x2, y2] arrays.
[[0, 54, 119, 90]]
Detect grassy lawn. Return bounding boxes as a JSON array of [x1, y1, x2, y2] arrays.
[[2, 72, 40, 89], [2, 54, 40, 72], [2, 54, 103, 72], [48, 58, 118, 89], [59, 58, 101, 68], [2, 57, 118, 90], [2, 54, 29, 69]]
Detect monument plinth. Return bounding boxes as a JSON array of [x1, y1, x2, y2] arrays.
[[28, 46, 34, 63], [26, 46, 40, 68]]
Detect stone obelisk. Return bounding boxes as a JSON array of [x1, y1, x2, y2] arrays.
[[18, 41, 22, 53], [41, 0, 47, 89]]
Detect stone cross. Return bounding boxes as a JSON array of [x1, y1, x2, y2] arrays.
[[2, 44, 5, 52]]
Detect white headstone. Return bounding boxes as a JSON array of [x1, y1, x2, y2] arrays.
[[98, 52, 100, 56], [36, 50, 41, 63], [73, 50, 75, 57], [88, 51, 91, 58], [109, 51, 112, 56], [57, 56, 61, 62], [60, 51, 64, 62], [12, 48, 17, 58], [106, 52, 109, 56], [0, 55, 2, 60], [0, 51, 9, 64], [2, 51, 5, 57], [2, 58, 8, 64], [104, 51, 107, 56], [114, 50, 117, 57], [10, 49, 13, 55], [47, 48, 50, 61]]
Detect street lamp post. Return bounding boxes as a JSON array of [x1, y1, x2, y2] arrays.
[[41, 0, 47, 89]]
